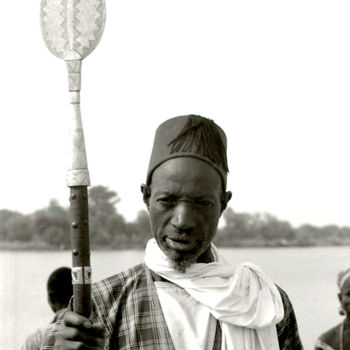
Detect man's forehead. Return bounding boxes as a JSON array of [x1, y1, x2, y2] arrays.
[[152, 185, 219, 199], [150, 158, 222, 196]]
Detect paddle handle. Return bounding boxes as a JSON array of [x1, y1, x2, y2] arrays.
[[66, 60, 92, 317], [70, 186, 91, 317]]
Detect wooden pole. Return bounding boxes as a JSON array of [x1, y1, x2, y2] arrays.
[[40, 0, 106, 317]]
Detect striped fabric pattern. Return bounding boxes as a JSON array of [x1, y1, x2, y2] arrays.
[[41, 263, 303, 350]]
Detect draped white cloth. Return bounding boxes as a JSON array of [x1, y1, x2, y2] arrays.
[[144, 238, 284, 350], [155, 281, 218, 350]]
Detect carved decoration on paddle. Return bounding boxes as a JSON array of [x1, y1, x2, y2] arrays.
[[40, 0, 106, 61], [40, 0, 106, 187]]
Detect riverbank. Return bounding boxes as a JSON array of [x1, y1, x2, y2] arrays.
[[1, 238, 349, 250]]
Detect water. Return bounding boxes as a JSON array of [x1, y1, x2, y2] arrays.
[[1, 247, 349, 350]]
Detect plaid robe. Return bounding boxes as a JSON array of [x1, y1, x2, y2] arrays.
[[41, 263, 303, 350]]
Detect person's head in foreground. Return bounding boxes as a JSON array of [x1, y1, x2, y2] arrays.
[[315, 268, 350, 350], [47, 266, 72, 313], [141, 114, 232, 272]]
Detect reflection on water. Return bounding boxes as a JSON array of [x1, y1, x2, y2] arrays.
[[1, 246, 349, 350]]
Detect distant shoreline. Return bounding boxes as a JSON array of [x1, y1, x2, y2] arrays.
[[1, 240, 349, 251]]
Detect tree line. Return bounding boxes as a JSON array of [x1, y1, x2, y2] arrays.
[[0, 186, 151, 250], [0, 185, 349, 249], [215, 207, 350, 247]]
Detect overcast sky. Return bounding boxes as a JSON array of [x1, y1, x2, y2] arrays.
[[1, 1, 350, 227]]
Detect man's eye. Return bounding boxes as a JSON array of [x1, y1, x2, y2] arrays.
[[157, 198, 175, 206], [197, 200, 213, 207]]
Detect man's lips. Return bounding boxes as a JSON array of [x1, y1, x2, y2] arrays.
[[165, 236, 197, 251]]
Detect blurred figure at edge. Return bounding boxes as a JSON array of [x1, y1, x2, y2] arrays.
[[20, 267, 72, 350], [315, 268, 350, 350]]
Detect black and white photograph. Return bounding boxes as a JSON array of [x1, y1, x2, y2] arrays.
[[1, 1, 350, 349]]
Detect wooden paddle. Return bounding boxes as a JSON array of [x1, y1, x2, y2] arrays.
[[40, 0, 106, 317]]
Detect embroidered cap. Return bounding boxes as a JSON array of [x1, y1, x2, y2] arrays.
[[146, 115, 229, 188]]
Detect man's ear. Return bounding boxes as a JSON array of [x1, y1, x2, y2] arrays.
[[141, 184, 151, 208], [338, 292, 342, 302], [220, 191, 232, 214]]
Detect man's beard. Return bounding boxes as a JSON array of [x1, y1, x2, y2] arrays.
[[167, 251, 198, 273], [164, 242, 209, 273], [154, 232, 212, 273]]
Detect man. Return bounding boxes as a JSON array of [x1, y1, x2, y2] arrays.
[[44, 115, 303, 350], [21, 267, 72, 350], [314, 268, 350, 349]]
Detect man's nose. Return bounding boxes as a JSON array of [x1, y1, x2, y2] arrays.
[[171, 202, 195, 232]]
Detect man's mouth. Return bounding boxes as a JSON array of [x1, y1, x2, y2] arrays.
[[165, 236, 197, 251]]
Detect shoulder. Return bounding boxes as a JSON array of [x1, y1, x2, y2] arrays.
[[277, 285, 293, 313], [90, 263, 156, 341], [275, 285, 304, 350], [90, 263, 153, 331], [92, 263, 149, 298], [318, 323, 342, 341], [20, 324, 54, 350], [315, 338, 337, 350], [276, 285, 295, 325], [316, 323, 342, 349], [21, 328, 42, 350]]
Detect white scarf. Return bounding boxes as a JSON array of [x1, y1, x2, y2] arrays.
[[144, 238, 284, 350]]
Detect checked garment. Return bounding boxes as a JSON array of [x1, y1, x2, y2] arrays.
[[41, 263, 303, 350]]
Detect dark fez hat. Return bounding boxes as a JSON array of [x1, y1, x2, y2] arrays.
[[146, 114, 229, 188]]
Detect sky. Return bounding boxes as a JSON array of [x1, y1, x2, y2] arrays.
[[1, 1, 350, 227]]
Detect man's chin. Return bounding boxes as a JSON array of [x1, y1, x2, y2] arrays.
[[169, 257, 194, 273], [163, 248, 198, 273]]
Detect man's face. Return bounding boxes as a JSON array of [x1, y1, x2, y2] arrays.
[[143, 157, 231, 272], [339, 278, 350, 316]]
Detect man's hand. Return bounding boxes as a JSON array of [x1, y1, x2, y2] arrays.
[[55, 311, 105, 350]]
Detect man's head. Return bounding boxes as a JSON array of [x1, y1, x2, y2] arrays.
[[142, 115, 232, 272], [338, 268, 350, 317], [47, 266, 72, 312]]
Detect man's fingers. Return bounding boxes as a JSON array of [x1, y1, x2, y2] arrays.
[[64, 311, 90, 327], [61, 322, 104, 343], [64, 312, 104, 334], [59, 312, 105, 349], [87, 322, 105, 337]]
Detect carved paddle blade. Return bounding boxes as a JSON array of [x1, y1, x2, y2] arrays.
[[40, 0, 106, 61]]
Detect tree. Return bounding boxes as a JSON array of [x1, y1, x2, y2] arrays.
[[43, 226, 67, 247], [0, 210, 34, 242], [216, 207, 296, 246], [254, 213, 295, 241], [88, 186, 124, 245], [123, 210, 152, 247], [5, 213, 33, 242], [32, 200, 70, 247], [133, 210, 151, 235], [89, 186, 120, 215], [218, 208, 255, 240], [0, 210, 20, 241]]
